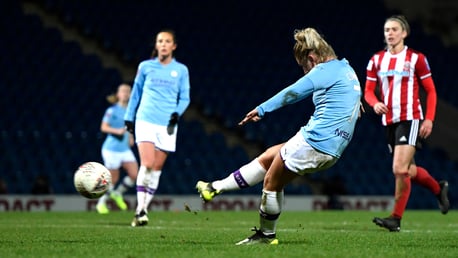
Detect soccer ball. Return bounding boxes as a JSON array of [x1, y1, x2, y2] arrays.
[[74, 162, 112, 199]]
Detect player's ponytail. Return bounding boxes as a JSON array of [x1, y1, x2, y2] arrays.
[[106, 93, 117, 104], [293, 28, 336, 64], [106, 83, 130, 104]]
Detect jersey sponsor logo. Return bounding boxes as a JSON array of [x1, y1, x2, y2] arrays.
[[149, 78, 175, 86], [377, 69, 409, 77], [334, 128, 351, 141]]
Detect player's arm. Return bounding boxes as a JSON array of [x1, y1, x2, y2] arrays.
[[364, 58, 388, 115], [174, 66, 191, 116], [128, 133, 135, 147], [257, 76, 314, 117], [364, 80, 388, 115], [239, 76, 314, 125], [416, 54, 437, 122], [124, 65, 145, 122], [419, 76, 436, 139], [166, 66, 191, 134], [101, 108, 125, 139], [364, 79, 379, 107], [418, 75, 436, 139], [422, 76, 437, 121], [364, 58, 381, 107], [100, 121, 125, 136], [416, 54, 436, 138]]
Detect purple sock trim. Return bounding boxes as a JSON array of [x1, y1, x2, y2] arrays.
[[232, 170, 249, 189], [137, 186, 146, 192], [146, 187, 156, 195]]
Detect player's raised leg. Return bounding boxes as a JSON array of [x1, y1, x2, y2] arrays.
[[411, 166, 449, 214], [196, 144, 283, 202]]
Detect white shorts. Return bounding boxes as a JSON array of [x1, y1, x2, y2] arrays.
[[280, 132, 338, 175], [135, 120, 177, 152], [101, 149, 137, 170]]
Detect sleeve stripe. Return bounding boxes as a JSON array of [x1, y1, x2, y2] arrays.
[[366, 77, 377, 81], [420, 73, 431, 80]]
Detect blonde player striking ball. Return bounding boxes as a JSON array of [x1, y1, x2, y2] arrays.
[[200, 27, 362, 245]]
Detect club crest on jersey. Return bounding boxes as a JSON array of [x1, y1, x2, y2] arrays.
[[403, 62, 411, 73], [170, 70, 178, 77]]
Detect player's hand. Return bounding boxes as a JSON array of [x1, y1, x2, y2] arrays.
[[373, 102, 388, 115], [125, 120, 135, 134], [359, 102, 366, 119], [167, 112, 179, 135], [116, 127, 126, 135], [419, 119, 433, 139], [238, 108, 261, 126]]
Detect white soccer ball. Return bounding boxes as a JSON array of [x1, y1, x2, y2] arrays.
[[74, 162, 112, 199]]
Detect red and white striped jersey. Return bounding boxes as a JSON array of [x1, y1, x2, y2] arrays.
[[366, 46, 432, 125]]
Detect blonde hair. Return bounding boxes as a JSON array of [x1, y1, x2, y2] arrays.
[[386, 15, 410, 36], [293, 28, 336, 64], [106, 93, 117, 104], [106, 83, 130, 104]]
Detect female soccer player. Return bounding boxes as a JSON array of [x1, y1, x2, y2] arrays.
[[365, 15, 449, 232], [96, 83, 138, 214], [124, 29, 191, 227], [208, 27, 361, 245]]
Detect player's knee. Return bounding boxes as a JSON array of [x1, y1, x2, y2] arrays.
[[392, 163, 409, 175]]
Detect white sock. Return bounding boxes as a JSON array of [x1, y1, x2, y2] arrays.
[[97, 185, 114, 205], [259, 189, 283, 235], [115, 176, 135, 194], [212, 158, 266, 192], [135, 166, 151, 214], [144, 170, 162, 211]]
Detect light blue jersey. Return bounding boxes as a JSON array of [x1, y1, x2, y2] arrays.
[[124, 58, 191, 125], [102, 104, 130, 152], [257, 58, 361, 158]]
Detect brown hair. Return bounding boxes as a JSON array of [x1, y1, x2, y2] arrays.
[[293, 28, 337, 64], [386, 15, 410, 36], [151, 29, 177, 58]]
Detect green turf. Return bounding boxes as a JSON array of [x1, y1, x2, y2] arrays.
[[0, 210, 456, 258]]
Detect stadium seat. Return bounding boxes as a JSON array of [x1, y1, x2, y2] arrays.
[[2, 0, 457, 211]]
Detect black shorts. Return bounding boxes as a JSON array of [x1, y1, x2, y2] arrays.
[[385, 120, 423, 154]]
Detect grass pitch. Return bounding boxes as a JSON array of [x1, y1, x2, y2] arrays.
[[0, 210, 456, 258]]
